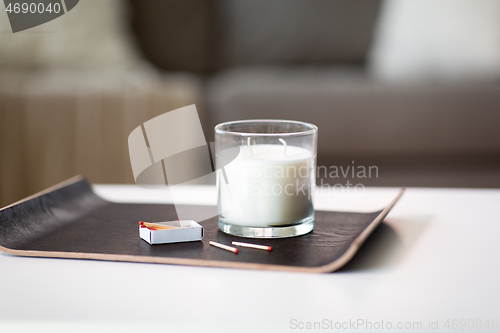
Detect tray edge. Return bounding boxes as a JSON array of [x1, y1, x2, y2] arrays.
[[0, 177, 405, 273]]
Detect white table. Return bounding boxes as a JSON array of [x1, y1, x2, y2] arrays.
[[1, 185, 499, 333]]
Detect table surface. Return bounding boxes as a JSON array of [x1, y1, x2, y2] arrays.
[[1, 185, 499, 332]]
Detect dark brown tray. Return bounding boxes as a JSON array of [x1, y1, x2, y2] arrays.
[[0, 176, 404, 273]]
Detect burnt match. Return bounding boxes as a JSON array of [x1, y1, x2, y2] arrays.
[[232, 241, 272, 251], [209, 241, 239, 253]]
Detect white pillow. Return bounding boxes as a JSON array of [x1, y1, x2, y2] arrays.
[[0, 0, 141, 70], [369, 0, 500, 82]]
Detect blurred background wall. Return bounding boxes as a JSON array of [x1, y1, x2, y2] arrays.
[[1, 0, 500, 207]]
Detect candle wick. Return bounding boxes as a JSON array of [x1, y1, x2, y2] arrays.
[[247, 137, 254, 156], [279, 138, 287, 156]]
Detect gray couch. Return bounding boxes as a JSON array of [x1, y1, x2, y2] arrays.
[[2, 0, 499, 208], [130, 0, 500, 187]]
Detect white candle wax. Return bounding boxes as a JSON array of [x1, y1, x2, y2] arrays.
[[217, 144, 315, 227]]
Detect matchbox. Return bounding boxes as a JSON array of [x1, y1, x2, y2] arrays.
[[139, 220, 204, 245]]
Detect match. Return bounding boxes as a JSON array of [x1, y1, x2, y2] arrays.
[[139, 221, 182, 230], [209, 241, 239, 254], [232, 241, 272, 251]]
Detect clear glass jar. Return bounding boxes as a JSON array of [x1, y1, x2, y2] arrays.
[[215, 120, 318, 238]]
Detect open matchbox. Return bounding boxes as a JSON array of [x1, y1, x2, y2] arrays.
[[140, 220, 204, 245]]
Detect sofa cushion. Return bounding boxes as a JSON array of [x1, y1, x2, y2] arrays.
[[369, 0, 500, 82], [0, 70, 203, 206], [217, 0, 381, 67], [129, 0, 214, 74], [206, 67, 500, 157], [0, 0, 141, 70]]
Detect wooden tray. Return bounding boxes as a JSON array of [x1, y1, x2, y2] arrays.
[[0, 176, 404, 273]]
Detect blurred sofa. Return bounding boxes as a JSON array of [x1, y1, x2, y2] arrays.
[[0, 0, 202, 206], [131, 0, 500, 157], [0, 70, 201, 206], [1, 0, 500, 206]]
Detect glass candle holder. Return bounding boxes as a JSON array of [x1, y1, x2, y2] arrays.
[[215, 120, 318, 238]]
